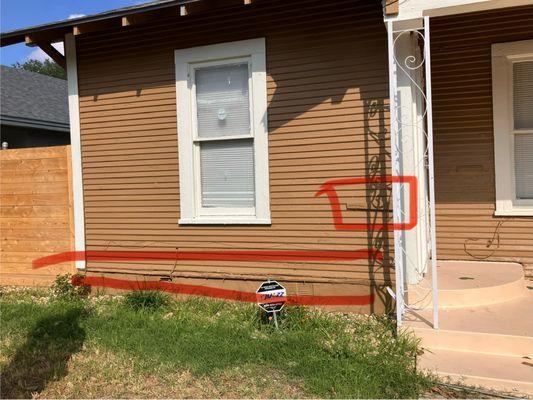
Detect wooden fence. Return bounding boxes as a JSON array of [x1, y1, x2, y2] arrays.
[[1, 145, 75, 286]]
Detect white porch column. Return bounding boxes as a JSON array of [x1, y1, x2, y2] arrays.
[[393, 31, 430, 285], [386, 17, 439, 329], [65, 33, 86, 270]]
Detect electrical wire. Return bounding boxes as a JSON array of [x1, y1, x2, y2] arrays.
[[93, 239, 382, 286], [464, 219, 507, 260]]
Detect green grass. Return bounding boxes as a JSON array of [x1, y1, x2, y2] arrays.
[[122, 290, 173, 310], [0, 287, 432, 398]]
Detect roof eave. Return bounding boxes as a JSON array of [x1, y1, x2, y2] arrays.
[[1, 0, 259, 47], [0, 0, 185, 46], [0, 115, 70, 133]]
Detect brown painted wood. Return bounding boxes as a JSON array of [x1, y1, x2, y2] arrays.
[[431, 5, 533, 279], [75, 0, 394, 306], [74, 19, 119, 36], [35, 42, 66, 69], [384, 0, 399, 15]]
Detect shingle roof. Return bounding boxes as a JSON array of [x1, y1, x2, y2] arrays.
[[0, 65, 69, 131]]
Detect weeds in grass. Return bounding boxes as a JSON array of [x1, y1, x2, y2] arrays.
[[0, 289, 432, 398], [90, 297, 431, 397], [123, 290, 173, 311], [255, 306, 310, 330], [51, 274, 90, 301]]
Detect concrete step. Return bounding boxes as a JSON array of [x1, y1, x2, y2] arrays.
[[405, 261, 533, 395], [409, 327, 533, 358], [419, 348, 533, 395], [404, 292, 533, 357], [407, 261, 526, 309]]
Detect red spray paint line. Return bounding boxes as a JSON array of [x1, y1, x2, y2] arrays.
[[35, 248, 382, 306], [32, 174, 418, 306], [33, 249, 383, 269], [315, 176, 418, 231], [71, 275, 375, 306]]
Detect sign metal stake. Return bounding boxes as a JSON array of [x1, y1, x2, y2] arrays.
[[268, 278, 279, 329], [272, 309, 279, 329]]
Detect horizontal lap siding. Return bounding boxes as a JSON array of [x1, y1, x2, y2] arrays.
[[431, 6, 533, 279], [0, 146, 75, 285], [76, 0, 393, 287]]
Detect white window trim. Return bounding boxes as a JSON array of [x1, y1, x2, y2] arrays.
[[491, 39, 533, 216], [175, 38, 271, 225]]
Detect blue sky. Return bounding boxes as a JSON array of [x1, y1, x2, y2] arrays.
[[1, 0, 150, 66]]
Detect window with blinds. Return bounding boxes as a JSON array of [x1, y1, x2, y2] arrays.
[[491, 39, 533, 215], [513, 61, 533, 200], [514, 134, 533, 199], [195, 63, 255, 208], [513, 61, 533, 130], [196, 64, 251, 138], [200, 139, 255, 208], [175, 38, 270, 224]]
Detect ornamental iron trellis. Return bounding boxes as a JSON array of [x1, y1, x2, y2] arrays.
[[387, 17, 439, 329]]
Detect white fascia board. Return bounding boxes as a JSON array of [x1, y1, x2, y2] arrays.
[[388, 0, 533, 23]]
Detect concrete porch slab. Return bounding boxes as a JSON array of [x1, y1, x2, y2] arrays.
[[407, 260, 527, 309]]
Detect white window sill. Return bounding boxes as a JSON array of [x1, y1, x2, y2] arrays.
[[179, 217, 271, 225], [494, 207, 533, 217]]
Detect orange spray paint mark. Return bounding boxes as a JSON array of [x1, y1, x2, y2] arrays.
[[32, 175, 417, 306], [315, 176, 418, 231], [71, 275, 375, 306]]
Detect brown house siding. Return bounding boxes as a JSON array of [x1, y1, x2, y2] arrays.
[[75, 0, 394, 310], [431, 5, 533, 279]]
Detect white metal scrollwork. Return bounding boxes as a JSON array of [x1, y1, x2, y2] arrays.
[[387, 17, 439, 329]]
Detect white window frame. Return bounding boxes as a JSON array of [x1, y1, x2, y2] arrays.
[[491, 39, 533, 216], [175, 38, 271, 224]]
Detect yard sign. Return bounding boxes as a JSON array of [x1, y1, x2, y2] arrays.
[[256, 280, 286, 313]]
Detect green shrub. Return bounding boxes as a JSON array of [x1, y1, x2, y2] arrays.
[[123, 290, 172, 311], [51, 273, 90, 300]]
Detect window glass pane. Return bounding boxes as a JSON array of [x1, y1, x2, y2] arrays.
[[196, 63, 250, 138], [200, 139, 255, 207], [513, 61, 533, 129], [515, 133, 533, 199]]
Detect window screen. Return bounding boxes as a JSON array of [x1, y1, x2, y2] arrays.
[[513, 61, 533, 199], [515, 133, 533, 199], [513, 61, 533, 129], [196, 63, 251, 138], [195, 62, 255, 208], [200, 139, 255, 208]]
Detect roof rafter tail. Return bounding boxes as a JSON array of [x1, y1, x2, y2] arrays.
[[1, 0, 259, 46]]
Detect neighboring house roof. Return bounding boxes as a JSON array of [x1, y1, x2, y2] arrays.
[[0, 65, 69, 132]]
